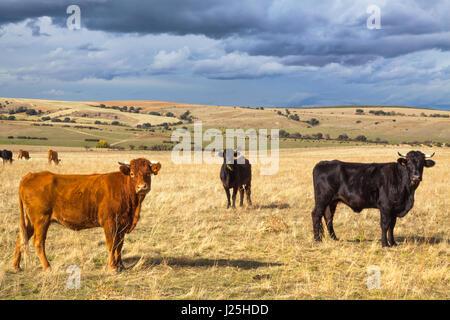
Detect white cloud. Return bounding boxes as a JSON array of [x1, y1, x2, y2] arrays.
[[150, 46, 191, 72]]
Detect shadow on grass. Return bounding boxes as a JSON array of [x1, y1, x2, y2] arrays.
[[396, 235, 448, 245], [254, 202, 290, 210], [346, 235, 447, 245], [123, 256, 283, 270]]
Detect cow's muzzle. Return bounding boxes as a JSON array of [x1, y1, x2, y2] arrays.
[[136, 184, 150, 194]]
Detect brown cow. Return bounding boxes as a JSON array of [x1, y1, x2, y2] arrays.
[[18, 150, 30, 160], [47, 149, 60, 165], [13, 158, 161, 272]]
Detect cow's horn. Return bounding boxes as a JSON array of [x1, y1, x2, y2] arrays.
[[118, 161, 130, 166], [424, 152, 435, 158], [150, 161, 160, 164], [397, 152, 407, 157]]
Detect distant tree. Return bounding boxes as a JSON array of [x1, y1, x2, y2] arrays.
[[289, 114, 300, 121], [279, 129, 290, 138], [96, 140, 110, 148], [355, 135, 367, 142], [312, 133, 323, 139], [129, 144, 135, 150], [306, 118, 320, 126], [7, 115, 16, 120], [337, 133, 349, 141], [26, 109, 38, 116], [291, 132, 302, 139]]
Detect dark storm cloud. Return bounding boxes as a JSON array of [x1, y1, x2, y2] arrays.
[[1, 0, 449, 66]]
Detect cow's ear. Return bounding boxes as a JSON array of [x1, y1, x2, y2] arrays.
[[424, 159, 435, 168], [119, 165, 130, 175], [150, 162, 161, 175], [397, 158, 407, 166]]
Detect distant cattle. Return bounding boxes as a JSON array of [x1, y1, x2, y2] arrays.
[[13, 158, 161, 272], [311, 151, 435, 247], [1, 149, 13, 164], [47, 149, 60, 165], [18, 150, 30, 160], [219, 149, 252, 208]]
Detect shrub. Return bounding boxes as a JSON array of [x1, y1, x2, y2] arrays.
[[289, 114, 300, 121], [7, 115, 15, 120], [96, 140, 110, 148]]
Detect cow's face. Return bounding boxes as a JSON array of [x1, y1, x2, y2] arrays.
[[397, 151, 435, 185], [218, 149, 239, 165], [119, 158, 161, 195]]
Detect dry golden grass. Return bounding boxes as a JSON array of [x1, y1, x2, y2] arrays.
[[0, 147, 448, 299]]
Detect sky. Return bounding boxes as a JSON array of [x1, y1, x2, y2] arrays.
[[0, 0, 449, 110]]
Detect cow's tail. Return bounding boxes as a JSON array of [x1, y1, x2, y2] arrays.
[[18, 196, 29, 258]]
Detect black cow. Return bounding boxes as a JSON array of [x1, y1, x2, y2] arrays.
[[1, 149, 13, 164], [219, 149, 252, 208], [311, 151, 435, 247]]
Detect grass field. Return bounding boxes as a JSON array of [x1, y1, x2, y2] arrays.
[[0, 147, 448, 299]]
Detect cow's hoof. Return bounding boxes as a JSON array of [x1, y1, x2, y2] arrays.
[[390, 242, 398, 247]]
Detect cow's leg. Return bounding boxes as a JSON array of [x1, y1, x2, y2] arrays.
[[311, 205, 325, 242], [388, 216, 397, 246], [113, 230, 126, 270], [231, 187, 238, 208], [245, 184, 252, 206], [103, 221, 120, 271], [324, 201, 338, 240], [13, 223, 34, 272], [312, 203, 327, 242], [239, 186, 244, 207], [33, 217, 51, 271], [224, 187, 231, 208], [380, 210, 391, 248]]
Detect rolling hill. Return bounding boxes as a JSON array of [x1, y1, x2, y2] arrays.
[[0, 97, 449, 150]]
